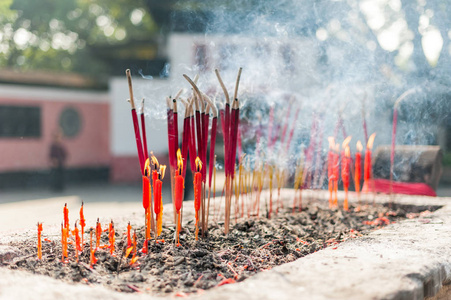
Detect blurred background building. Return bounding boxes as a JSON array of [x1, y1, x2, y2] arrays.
[[0, 0, 450, 190]]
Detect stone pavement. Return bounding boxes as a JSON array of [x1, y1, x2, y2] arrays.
[[0, 190, 451, 299]]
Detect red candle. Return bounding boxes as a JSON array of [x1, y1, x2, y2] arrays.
[[355, 141, 362, 197], [174, 175, 184, 212], [333, 145, 340, 207], [363, 133, 376, 193], [194, 157, 202, 240], [327, 137, 335, 208], [364, 149, 371, 182], [142, 175, 150, 210]]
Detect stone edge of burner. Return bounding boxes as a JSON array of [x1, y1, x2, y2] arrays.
[[0, 192, 450, 300]]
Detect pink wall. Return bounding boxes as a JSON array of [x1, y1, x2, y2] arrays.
[[0, 98, 110, 172]]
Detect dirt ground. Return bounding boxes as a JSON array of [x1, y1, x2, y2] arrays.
[[2, 200, 439, 297]]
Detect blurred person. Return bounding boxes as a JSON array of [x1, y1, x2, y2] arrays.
[[49, 130, 67, 192]]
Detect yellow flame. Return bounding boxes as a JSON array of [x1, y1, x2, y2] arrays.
[[356, 140, 363, 152], [160, 165, 166, 179], [151, 154, 159, 169], [328, 137, 335, 149], [345, 146, 351, 157], [342, 136, 352, 149], [177, 149, 183, 172], [144, 158, 151, 176], [367, 133, 376, 149], [195, 157, 202, 172]]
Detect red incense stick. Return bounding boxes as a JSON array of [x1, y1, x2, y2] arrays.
[[140, 99, 149, 161], [181, 102, 191, 178], [126, 69, 145, 173]]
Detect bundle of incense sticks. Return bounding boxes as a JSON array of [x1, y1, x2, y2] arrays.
[[126, 69, 160, 239], [215, 68, 242, 234], [121, 67, 411, 244], [181, 74, 219, 237]]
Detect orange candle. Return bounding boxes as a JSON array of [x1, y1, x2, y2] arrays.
[[363, 133, 376, 193], [37, 222, 43, 260], [127, 222, 132, 248], [143, 158, 152, 248], [130, 230, 138, 265], [73, 221, 81, 261], [152, 159, 166, 240], [174, 175, 184, 213], [89, 228, 97, 267], [63, 203, 69, 230], [154, 178, 163, 237], [79, 202, 86, 249], [175, 149, 184, 246], [193, 157, 202, 240], [61, 223, 68, 262], [341, 146, 350, 211], [95, 219, 102, 249], [108, 221, 115, 255]]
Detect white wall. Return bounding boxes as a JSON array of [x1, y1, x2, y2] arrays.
[[109, 77, 172, 156]]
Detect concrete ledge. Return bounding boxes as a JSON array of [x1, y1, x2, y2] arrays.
[[0, 191, 450, 299]]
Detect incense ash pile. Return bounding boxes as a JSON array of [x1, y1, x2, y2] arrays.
[[4, 201, 438, 296]]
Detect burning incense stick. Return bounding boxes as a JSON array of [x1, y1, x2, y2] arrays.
[[390, 88, 416, 200], [125, 69, 145, 173], [140, 99, 149, 161], [361, 93, 369, 144], [268, 164, 274, 218]]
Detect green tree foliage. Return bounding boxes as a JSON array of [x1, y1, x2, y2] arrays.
[[0, 0, 158, 76]]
